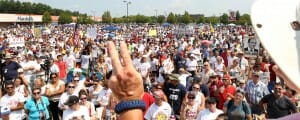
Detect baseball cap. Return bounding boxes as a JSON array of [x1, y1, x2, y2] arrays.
[[0, 106, 11, 116], [64, 95, 79, 106]]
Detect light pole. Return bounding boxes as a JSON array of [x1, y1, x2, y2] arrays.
[[123, 1, 131, 23], [155, 9, 158, 23]]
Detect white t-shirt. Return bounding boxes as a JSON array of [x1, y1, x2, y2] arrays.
[[63, 55, 76, 71], [0, 92, 26, 120], [50, 64, 60, 74], [144, 102, 172, 120], [196, 108, 223, 120], [58, 92, 78, 109], [88, 86, 103, 105], [186, 59, 198, 72], [62, 106, 90, 120], [96, 88, 112, 106], [138, 62, 151, 77], [81, 55, 90, 69], [150, 58, 159, 72], [178, 74, 190, 87]]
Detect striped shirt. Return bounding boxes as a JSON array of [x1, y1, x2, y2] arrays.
[[245, 80, 269, 104]]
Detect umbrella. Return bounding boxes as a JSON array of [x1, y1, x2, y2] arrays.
[[102, 26, 120, 31], [201, 40, 212, 45], [162, 22, 171, 27]]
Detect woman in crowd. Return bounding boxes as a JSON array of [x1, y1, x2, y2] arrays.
[[79, 90, 96, 119], [223, 90, 252, 120], [14, 76, 29, 98], [88, 78, 103, 108], [214, 56, 227, 77], [33, 78, 47, 95], [45, 73, 65, 120], [25, 87, 50, 120], [229, 59, 242, 80], [180, 92, 202, 120], [97, 56, 108, 78], [189, 83, 205, 111]]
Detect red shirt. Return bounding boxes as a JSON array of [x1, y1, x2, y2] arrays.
[[56, 61, 67, 79], [217, 85, 236, 109], [142, 92, 155, 116]]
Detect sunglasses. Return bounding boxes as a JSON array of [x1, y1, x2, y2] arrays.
[[188, 97, 195, 99], [33, 92, 40, 95], [18, 72, 23, 74], [68, 86, 75, 88], [208, 102, 215, 104], [6, 86, 13, 89], [74, 79, 80, 81], [192, 87, 200, 89], [51, 76, 57, 79], [80, 97, 87, 100]]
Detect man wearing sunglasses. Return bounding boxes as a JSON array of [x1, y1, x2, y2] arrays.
[[0, 81, 25, 120], [196, 97, 223, 120], [62, 95, 90, 120], [259, 83, 298, 119]]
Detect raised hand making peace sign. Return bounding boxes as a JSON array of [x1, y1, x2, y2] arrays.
[[108, 41, 144, 102]]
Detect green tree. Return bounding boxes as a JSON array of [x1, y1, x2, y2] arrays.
[[236, 14, 251, 25], [220, 13, 229, 24], [58, 12, 73, 24], [135, 14, 150, 23], [112, 17, 125, 23], [102, 11, 112, 23], [167, 12, 176, 24], [236, 11, 240, 21], [205, 16, 219, 25], [181, 11, 191, 24], [42, 11, 51, 24], [196, 15, 205, 24], [157, 15, 165, 24]]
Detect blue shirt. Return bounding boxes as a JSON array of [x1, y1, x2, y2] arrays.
[[24, 96, 50, 120]]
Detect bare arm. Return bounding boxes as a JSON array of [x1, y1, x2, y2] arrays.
[[11, 102, 24, 111]]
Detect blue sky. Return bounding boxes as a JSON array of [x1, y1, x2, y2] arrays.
[[20, 0, 255, 17]]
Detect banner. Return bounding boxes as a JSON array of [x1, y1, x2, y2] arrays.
[[162, 58, 174, 74], [8, 37, 25, 47], [148, 29, 157, 37], [87, 27, 97, 40], [229, 11, 236, 22]]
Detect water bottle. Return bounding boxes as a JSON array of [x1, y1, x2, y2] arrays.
[[105, 108, 111, 120]]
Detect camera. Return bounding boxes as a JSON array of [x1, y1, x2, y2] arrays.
[[40, 56, 51, 71], [39, 111, 46, 120]]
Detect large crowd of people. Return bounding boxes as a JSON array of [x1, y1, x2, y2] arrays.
[[0, 23, 298, 120]]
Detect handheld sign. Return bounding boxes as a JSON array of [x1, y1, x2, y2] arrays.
[[251, 0, 300, 89]]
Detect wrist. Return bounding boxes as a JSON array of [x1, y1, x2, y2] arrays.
[[115, 100, 146, 114]]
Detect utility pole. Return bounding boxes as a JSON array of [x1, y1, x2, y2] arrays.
[[123, 1, 131, 23]]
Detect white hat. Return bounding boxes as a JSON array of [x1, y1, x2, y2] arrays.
[[0, 106, 11, 116]]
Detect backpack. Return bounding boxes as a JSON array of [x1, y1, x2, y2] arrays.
[[227, 99, 248, 113]]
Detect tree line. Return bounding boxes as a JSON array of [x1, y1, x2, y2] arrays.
[[0, 0, 251, 25], [102, 11, 251, 25]]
